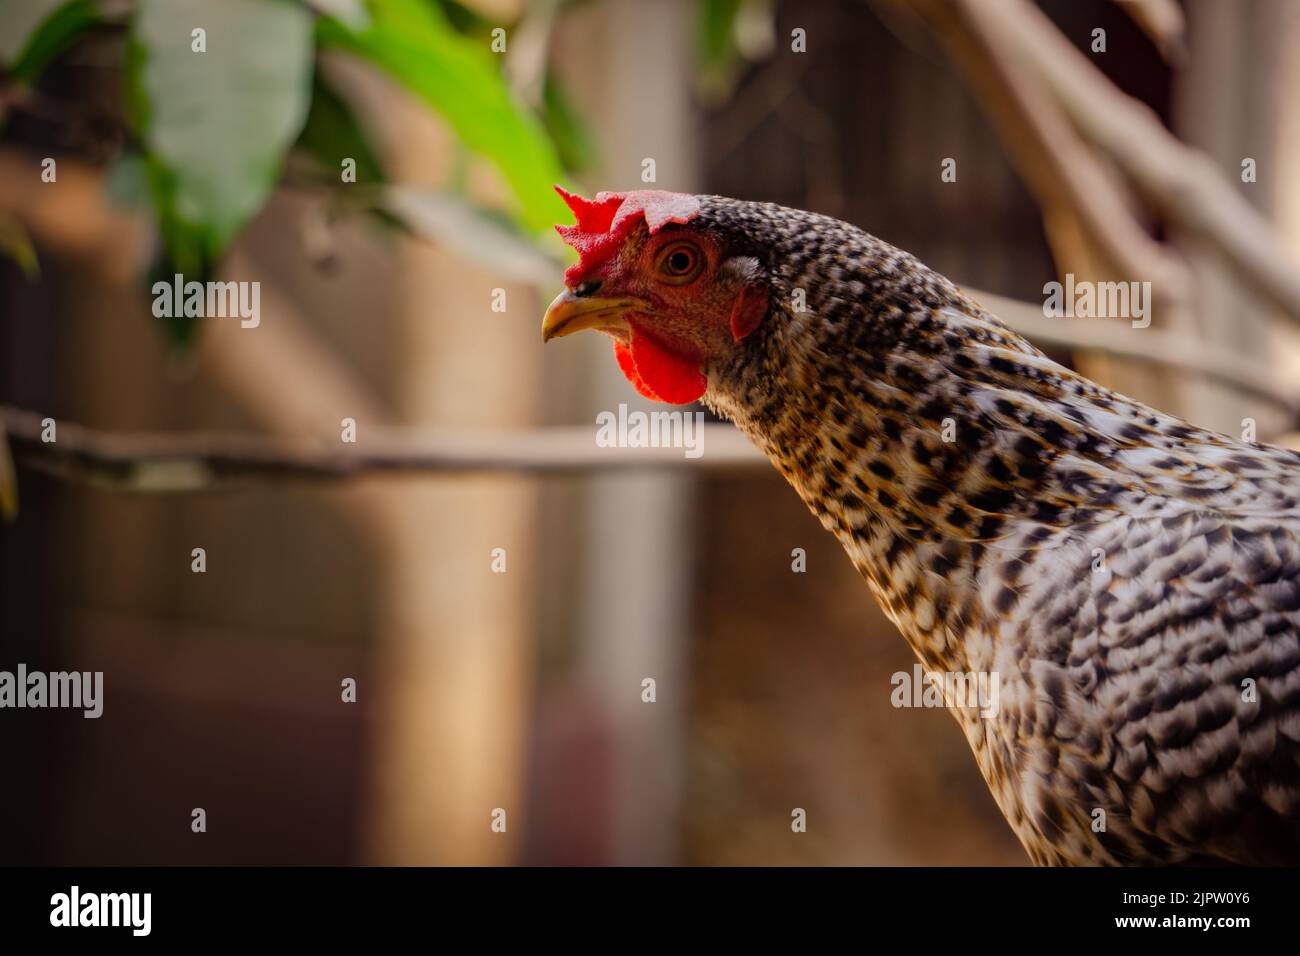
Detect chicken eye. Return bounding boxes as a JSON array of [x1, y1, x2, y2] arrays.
[[657, 241, 703, 284]]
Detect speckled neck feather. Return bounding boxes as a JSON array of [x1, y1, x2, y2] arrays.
[[692, 195, 1300, 866]]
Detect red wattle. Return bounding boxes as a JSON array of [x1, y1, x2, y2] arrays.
[[612, 330, 707, 405], [613, 339, 661, 402]]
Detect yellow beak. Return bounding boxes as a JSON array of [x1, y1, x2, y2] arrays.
[[541, 290, 642, 342]]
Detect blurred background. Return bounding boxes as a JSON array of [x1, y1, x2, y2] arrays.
[[3, 0, 1300, 865]]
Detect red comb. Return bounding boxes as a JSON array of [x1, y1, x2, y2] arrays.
[[555, 186, 622, 234], [554, 185, 701, 284]]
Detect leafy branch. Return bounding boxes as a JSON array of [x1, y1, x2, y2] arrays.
[[1, 0, 575, 340]]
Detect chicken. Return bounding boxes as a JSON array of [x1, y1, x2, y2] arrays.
[[540, 187, 1300, 866]]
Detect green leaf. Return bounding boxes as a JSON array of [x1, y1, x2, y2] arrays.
[[0, 423, 17, 523], [1, 0, 102, 82], [695, 0, 743, 101], [0, 0, 67, 64], [0, 212, 40, 280], [381, 187, 561, 286], [317, 0, 566, 235], [132, 0, 314, 256], [698, 0, 743, 68], [140, 152, 212, 345], [295, 73, 386, 185]]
